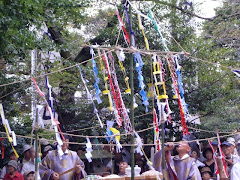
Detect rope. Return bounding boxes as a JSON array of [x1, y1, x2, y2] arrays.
[[1, 130, 240, 146]]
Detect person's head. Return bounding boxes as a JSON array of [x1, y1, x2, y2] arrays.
[[221, 141, 231, 157], [29, 147, 35, 160], [119, 161, 128, 175], [77, 147, 84, 156], [176, 141, 191, 156], [61, 135, 69, 152], [9, 150, 18, 161], [42, 145, 53, 158], [203, 148, 213, 160], [211, 141, 218, 152], [190, 149, 200, 160], [228, 141, 235, 155], [24, 171, 34, 180], [22, 144, 32, 160], [115, 152, 123, 161], [201, 167, 212, 180], [7, 160, 18, 174]]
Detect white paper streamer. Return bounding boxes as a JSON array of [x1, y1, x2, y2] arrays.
[[85, 137, 93, 163], [5, 120, 12, 134], [0, 104, 6, 124], [134, 132, 143, 156], [11, 131, 17, 146]]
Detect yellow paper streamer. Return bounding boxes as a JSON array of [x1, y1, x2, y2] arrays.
[[0, 105, 19, 158], [97, 49, 114, 111], [138, 14, 149, 50], [115, 51, 131, 94], [153, 61, 168, 100]]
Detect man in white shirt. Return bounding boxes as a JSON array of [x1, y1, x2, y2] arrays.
[[230, 146, 240, 180]]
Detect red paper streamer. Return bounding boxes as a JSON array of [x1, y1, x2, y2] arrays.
[[102, 51, 123, 127], [167, 57, 189, 135], [115, 9, 130, 45], [31, 77, 65, 141], [1, 138, 4, 159]]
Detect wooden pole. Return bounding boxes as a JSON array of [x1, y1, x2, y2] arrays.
[[34, 108, 38, 180]]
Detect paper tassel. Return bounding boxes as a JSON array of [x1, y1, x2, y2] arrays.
[[85, 137, 93, 163], [102, 50, 123, 127], [31, 77, 65, 144], [76, 65, 103, 128], [108, 51, 133, 132], [134, 52, 149, 112], [90, 48, 102, 104], [1, 138, 4, 159], [97, 48, 114, 111], [134, 132, 143, 156], [0, 104, 19, 158], [115, 7, 130, 45]]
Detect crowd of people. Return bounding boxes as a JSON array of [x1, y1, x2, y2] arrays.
[[0, 135, 239, 180]]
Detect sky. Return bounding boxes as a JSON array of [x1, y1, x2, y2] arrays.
[[194, 0, 223, 18]]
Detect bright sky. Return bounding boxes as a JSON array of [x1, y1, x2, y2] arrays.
[[194, 0, 223, 18]]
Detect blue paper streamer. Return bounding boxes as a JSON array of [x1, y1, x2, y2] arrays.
[[134, 52, 149, 112], [90, 49, 102, 104]]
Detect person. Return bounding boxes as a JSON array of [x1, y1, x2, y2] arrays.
[[221, 141, 238, 175], [153, 141, 201, 180], [118, 160, 128, 177], [200, 166, 214, 180], [203, 148, 215, 176], [42, 146, 53, 159], [190, 149, 205, 168], [230, 158, 240, 180], [21, 147, 35, 175], [0, 150, 22, 180], [21, 145, 32, 165], [40, 136, 86, 180], [23, 171, 34, 180], [227, 138, 239, 157], [105, 151, 123, 174], [4, 160, 24, 180]]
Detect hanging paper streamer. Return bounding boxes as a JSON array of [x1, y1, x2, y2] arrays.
[[152, 55, 172, 123], [208, 140, 220, 179], [90, 48, 102, 104], [124, 4, 135, 47], [76, 65, 104, 128], [166, 57, 189, 135], [153, 108, 160, 151], [85, 137, 93, 163], [115, 49, 131, 94], [97, 48, 114, 112], [134, 132, 143, 156], [174, 55, 189, 118], [102, 50, 123, 127], [31, 77, 64, 145], [108, 51, 132, 132], [148, 10, 169, 52], [147, 83, 154, 99], [217, 133, 229, 178], [115, 6, 130, 45], [1, 138, 4, 159], [134, 52, 149, 112], [109, 128, 122, 153], [137, 14, 149, 50], [0, 104, 19, 158], [231, 69, 240, 78]]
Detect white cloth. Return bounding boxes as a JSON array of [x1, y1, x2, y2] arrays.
[[231, 159, 240, 180]]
